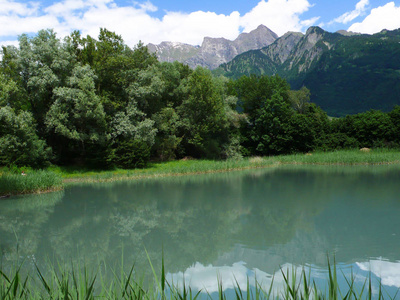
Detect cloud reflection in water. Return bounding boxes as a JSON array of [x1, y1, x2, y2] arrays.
[[167, 260, 400, 298]]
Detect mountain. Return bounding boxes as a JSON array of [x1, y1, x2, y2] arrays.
[[147, 42, 200, 63], [148, 25, 278, 70], [216, 27, 400, 116]]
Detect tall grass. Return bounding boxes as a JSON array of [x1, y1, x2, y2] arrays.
[[1, 258, 398, 299], [57, 148, 400, 184], [0, 170, 63, 196], [2, 149, 400, 192]]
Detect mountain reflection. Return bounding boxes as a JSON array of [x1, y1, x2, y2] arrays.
[[0, 165, 399, 291]]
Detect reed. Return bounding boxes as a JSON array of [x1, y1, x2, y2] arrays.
[[0, 170, 63, 196], [57, 148, 400, 184], [1, 257, 398, 299]]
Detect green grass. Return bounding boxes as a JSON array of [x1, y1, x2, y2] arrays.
[[1, 257, 398, 299], [2, 149, 399, 195], [53, 148, 400, 184], [0, 170, 63, 197]]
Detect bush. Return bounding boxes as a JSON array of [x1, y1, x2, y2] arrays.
[[110, 139, 151, 169]]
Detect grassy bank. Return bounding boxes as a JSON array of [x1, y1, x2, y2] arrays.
[[54, 148, 400, 184], [1, 257, 397, 299], [0, 170, 63, 197], [1, 149, 399, 195]]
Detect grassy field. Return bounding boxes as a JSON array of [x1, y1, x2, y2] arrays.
[[1, 148, 400, 196]]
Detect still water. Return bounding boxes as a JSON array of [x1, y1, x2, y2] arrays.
[[1, 165, 400, 297]]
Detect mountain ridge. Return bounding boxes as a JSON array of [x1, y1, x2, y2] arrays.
[[215, 26, 400, 116], [148, 25, 278, 69]]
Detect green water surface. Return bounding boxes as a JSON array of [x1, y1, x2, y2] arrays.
[[1, 165, 400, 296]]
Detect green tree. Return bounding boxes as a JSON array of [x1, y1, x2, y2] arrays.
[[0, 73, 27, 110], [234, 75, 293, 155], [45, 65, 108, 163], [288, 86, 311, 114], [152, 107, 182, 160], [178, 67, 231, 158], [0, 106, 51, 167]]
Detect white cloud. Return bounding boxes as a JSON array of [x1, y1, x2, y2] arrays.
[[0, 0, 38, 16], [0, 0, 316, 48], [166, 261, 300, 294], [240, 0, 315, 36], [331, 0, 369, 25], [357, 260, 400, 288], [348, 2, 400, 34]]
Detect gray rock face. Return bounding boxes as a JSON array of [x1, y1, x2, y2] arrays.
[[261, 31, 304, 64], [287, 26, 327, 73], [148, 25, 278, 69], [147, 42, 200, 63]]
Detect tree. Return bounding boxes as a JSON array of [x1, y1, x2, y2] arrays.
[[0, 106, 51, 167], [288, 86, 311, 114], [2, 30, 76, 135], [45, 65, 108, 163], [178, 67, 231, 158], [234, 75, 293, 155]]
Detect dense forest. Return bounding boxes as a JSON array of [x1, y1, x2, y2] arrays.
[[1, 28, 400, 169]]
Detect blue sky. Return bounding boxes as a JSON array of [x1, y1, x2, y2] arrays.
[[1, 0, 400, 47]]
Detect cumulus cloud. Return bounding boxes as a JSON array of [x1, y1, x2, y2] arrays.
[[0, 0, 316, 47], [357, 260, 400, 288], [240, 0, 316, 36], [331, 0, 369, 25], [348, 2, 400, 34]]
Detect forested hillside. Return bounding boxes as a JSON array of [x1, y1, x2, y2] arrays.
[[216, 27, 400, 116], [1, 29, 400, 169]]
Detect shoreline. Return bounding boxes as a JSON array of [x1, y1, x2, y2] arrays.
[[2, 149, 400, 196]]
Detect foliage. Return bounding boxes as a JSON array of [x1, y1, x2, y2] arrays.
[[46, 65, 108, 150], [109, 138, 151, 169], [0, 107, 51, 168], [179, 67, 231, 158], [2, 28, 400, 169]]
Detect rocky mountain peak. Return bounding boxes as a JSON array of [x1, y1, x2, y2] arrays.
[[148, 24, 278, 69]]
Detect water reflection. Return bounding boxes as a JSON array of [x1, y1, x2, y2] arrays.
[[168, 259, 400, 298], [0, 165, 400, 295], [358, 259, 400, 288]]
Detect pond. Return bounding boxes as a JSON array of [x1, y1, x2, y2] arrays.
[[1, 165, 400, 297]]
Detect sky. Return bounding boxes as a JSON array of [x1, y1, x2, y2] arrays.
[[1, 0, 400, 48]]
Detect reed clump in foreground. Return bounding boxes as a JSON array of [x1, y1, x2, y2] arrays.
[[1, 258, 398, 300], [0, 169, 63, 197]]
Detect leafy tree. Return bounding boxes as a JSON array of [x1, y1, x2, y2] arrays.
[[288, 86, 311, 114], [234, 75, 293, 155], [0, 72, 27, 110], [45, 65, 108, 162], [332, 110, 395, 148], [178, 67, 232, 158], [152, 107, 182, 160], [110, 139, 150, 169], [108, 100, 157, 167], [0, 106, 51, 167], [288, 103, 330, 152], [2, 30, 76, 135]]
